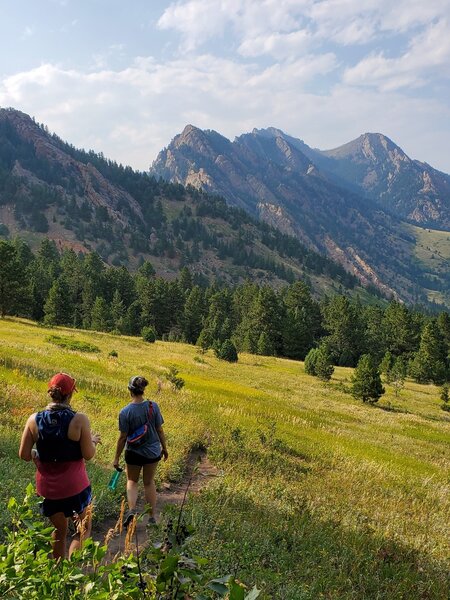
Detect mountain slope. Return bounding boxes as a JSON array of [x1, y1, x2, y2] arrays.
[[0, 107, 362, 297], [321, 133, 450, 229], [150, 125, 449, 305]]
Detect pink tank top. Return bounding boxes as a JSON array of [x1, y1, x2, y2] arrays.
[[35, 459, 90, 499]]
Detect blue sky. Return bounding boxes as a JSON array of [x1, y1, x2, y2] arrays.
[[1, 0, 449, 172]]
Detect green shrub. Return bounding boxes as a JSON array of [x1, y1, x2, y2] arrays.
[[46, 335, 100, 353], [164, 365, 185, 390], [108, 349, 118, 358], [0, 486, 260, 600], [304, 348, 320, 375], [216, 339, 238, 362], [141, 325, 156, 343]]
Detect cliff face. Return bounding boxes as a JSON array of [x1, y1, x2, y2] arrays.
[[0, 108, 143, 229], [321, 133, 450, 229]]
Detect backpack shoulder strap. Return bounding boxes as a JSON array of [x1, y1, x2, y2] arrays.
[[147, 400, 153, 422]]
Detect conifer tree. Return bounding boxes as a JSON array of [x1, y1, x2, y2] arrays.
[[43, 277, 73, 325], [380, 351, 395, 379], [0, 241, 22, 316], [351, 354, 385, 403], [409, 321, 448, 384], [110, 289, 125, 332], [90, 296, 112, 332], [315, 346, 334, 381], [216, 338, 238, 362], [282, 281, 321, 360], [304, 348, 320, 376], [321, 295, 364, 366], [182, 286, 206, 344]]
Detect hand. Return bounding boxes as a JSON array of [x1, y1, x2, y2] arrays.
[[92, 433, 102, 446], [162, 448, 169, 461], [113, 460, 120, 470], [31, 449, 39, 463]]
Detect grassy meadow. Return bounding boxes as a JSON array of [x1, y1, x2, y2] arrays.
[[0, 318, 449, 599]]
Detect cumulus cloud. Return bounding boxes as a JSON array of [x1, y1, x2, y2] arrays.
[[159, 0, 450, 54], [1, 52, 449, 172], [344, 19, 450, 90]]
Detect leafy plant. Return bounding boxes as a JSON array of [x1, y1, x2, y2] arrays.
[[215, 339, 238, 362], [142, 326, 157, 343], [164, 365, 185, 390], [0, 487, 260, 600]]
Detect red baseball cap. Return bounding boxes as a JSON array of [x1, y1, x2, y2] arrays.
[[48, 373, 77, 395]]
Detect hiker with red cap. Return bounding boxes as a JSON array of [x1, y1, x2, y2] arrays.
[[19, 372, 101, 559]]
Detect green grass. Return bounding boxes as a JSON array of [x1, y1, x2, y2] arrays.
[[0, 317, 449, 599], [407, 224, 450, 306]]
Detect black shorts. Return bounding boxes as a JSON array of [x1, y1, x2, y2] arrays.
[[40, 485, 92, 518], [125, 449, 162, 466]]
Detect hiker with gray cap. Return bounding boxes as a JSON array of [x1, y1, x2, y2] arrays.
[[113, 376, 168, 527]]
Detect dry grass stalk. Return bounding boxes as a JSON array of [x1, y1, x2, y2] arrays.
[[73, 503, 94, 550], [118, 497, 126, 535], [124, 516, 137, 555]]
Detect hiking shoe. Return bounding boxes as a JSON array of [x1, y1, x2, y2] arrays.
[[124, 510, 137, 529]]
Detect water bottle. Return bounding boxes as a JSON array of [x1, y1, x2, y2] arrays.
[[108, 466, 123, 491]]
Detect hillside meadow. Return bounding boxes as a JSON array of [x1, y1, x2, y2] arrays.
[[0, 318, 449, 599]]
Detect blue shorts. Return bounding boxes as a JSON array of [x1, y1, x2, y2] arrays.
[[40, 485, 92, 518]]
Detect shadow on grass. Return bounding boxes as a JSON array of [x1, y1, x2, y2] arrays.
[[189, 484, 449, 600]]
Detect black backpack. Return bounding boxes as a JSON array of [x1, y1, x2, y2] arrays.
[[36, 407, 83, 462]]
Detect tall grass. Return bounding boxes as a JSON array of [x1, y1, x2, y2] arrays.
[[0, 317, 449, 599]]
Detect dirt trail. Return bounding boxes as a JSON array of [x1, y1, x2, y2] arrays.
[[92, 449, 218, 559]]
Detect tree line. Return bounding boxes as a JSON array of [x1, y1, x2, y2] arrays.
[[1, 238, 449, 385]]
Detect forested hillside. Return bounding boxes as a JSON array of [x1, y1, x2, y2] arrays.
[[150, 125, 450, 307], [1, 238, 449, 383], [0, 108, 360, 298]]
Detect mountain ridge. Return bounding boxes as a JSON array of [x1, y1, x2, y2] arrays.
[[150, 125, 450, 306]]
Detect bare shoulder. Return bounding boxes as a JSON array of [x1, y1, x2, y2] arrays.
[[26, 413, 37, 427], [73, 412, 90, 426]]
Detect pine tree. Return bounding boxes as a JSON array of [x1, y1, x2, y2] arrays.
[[304, 348, 320, 376], [216, 339, 238, 362], [182, 286, 206, 344], [382, 301, 419, 357], [121, 300, 142, 335], [351, 354, 385, 403], [43, 277, 73, 325], [409, 321, 448, 384], [390, 356, 407, 396], [90, 296, 112, 332], [315, 347, 334, 381], [380, 351, 395, 379], [321, 296, 364, 366], [110, 289, 125, 332], [257, 331, 276, 356], [282, 281, 321, 360], [0, 241, 22, 316]]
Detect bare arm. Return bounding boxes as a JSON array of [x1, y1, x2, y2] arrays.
[[157, 426, 168, 461], [78, 413, 101, 461], [113, 432, 127, 468], [19, 415, 36, 462]]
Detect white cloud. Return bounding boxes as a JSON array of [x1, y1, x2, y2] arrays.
[[159, 0, 450, 56], [1, 52, 449, 173], [238, 29, 313, 59], [344, 19, 450, 90]]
